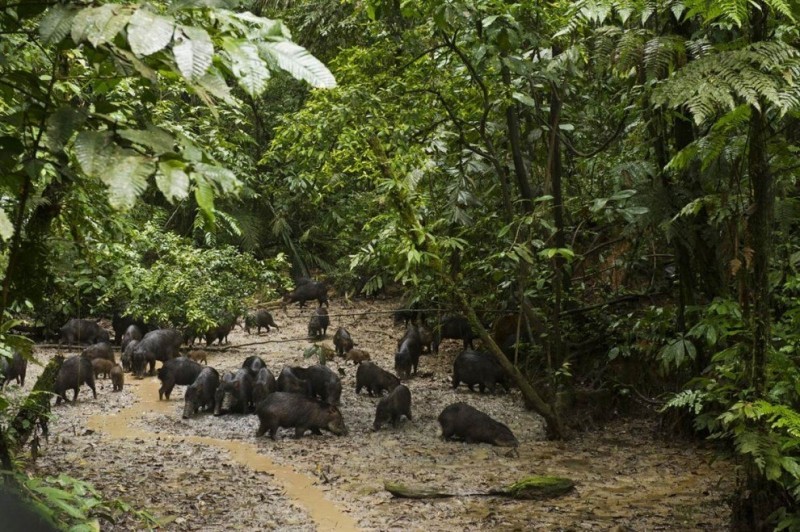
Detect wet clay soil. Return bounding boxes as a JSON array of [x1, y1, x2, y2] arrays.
[[27, 298, 733, 530]]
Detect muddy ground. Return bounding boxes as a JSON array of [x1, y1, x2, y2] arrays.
[[21, 298, 733, 530]]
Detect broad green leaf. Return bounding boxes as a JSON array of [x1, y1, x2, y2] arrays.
[[512, 92, 537, 107], [45, 107, 86, 152], [193, 177, 215, 221], [177, 133, 202, 162], [223, 38, 270, 96], [173, 25, 214, 80], [115, 49, 157, 82], [70, 4, 131, 47], [75, 132, 154, 209], [194, 163, 240, 194], [100, 150, 154, 209], [118, 126, 175, 155], [39, 5, 78, 45], [156, 160, 190, 202], [259, 41, 336, 89], [74, 131, 114, 177], [128, 8, 174, 57], [0, 208, 13, 241], [195, 68, 234, 103]]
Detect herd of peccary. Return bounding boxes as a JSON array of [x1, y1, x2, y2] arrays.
[[25, 279, 521, 448]]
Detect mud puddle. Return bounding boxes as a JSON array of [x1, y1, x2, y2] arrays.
[[87, 376, 358, 531]]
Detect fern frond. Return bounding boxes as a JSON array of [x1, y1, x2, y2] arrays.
[[653, 41, 800, 124], [644, 35, 685, 78]]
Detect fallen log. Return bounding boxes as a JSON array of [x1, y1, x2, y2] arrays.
[[384, 476, 575, 500]]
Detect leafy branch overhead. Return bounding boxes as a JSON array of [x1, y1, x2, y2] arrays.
[[30, 2, 336, 216]]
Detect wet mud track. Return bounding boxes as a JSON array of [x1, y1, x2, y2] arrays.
[[29, 299, 733, 530]]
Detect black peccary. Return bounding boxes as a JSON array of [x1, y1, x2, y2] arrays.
[[282, 281, 329, 309], [255, 392, 347, 440], [307, 307, 329, 339], [59, 319, 109, 346], [111, 314, 149, 346], [252, 367, 277, 405], [241, 355, 267, 378], [157, 357, 204, 400], [276, 367, 313, 396], [54, 356, 97, 404], [452, 349, 510, 394], [213, 369, 254, 415], [81, 342, 115, 364], [290, 365, 342, 405], [394, 325, 422, 378], [333, 327, 354, 357], [132, 329, 183, 378], [183, 367, 220, 419], [121, 339, 138, 372], [432, 315, 475, 353], [120, 324, 143, 352], [244, 310, 280, 334], [355, 362, 401, 396], [373, 385, 412, 430], [438, 402, 518, 447], [0, 350, 27, 388]]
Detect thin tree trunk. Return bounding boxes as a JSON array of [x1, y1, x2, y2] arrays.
[[453, 287, 566, 439], [747, 3, 772, 397]]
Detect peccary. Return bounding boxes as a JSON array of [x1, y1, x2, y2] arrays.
[[110, 365, 124, 392], [121, 339, 138, 372], [60, 319, 109, 346], [132, 329, 183, 378], [392, 303, 420, 326], [438, 402, 518, 447], [290, 365, 342, 405], [81, 342, 115, 364], [282, 281, 329, 309], [0, 350, 27, 388], [333, 327, 354, 357], [252, 367, 277, 405], [213, 369, 254, 415], [307, 308, 329, 339], [241, 355, 266, 378], [91, 358, 115, 379], [418, 324, 434, 354], [355, 362, 400, 396], [187, 350, 207, 365], [244, 310, 279, 334], [54, 356, 97, 404], [394, 326, 422, 378], [183, 367, 220, 419], [452, 349, 510, 394], [345, 349, 371, 365], [277, 367, 312, 396], [204, 316, 236, 346], [433, 315, 475, 353], [158, 357, 204, 400], [255, 392, 347, 440], [373, 385, 412, 430], [120, 324, 143, 352], [111, 314, 148, 346]]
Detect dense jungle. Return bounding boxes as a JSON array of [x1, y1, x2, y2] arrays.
[[1, 0, 800, 530]]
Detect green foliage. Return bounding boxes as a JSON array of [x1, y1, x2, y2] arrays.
[[20, 473, 158, 531], [94, 223, 290, 330]]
